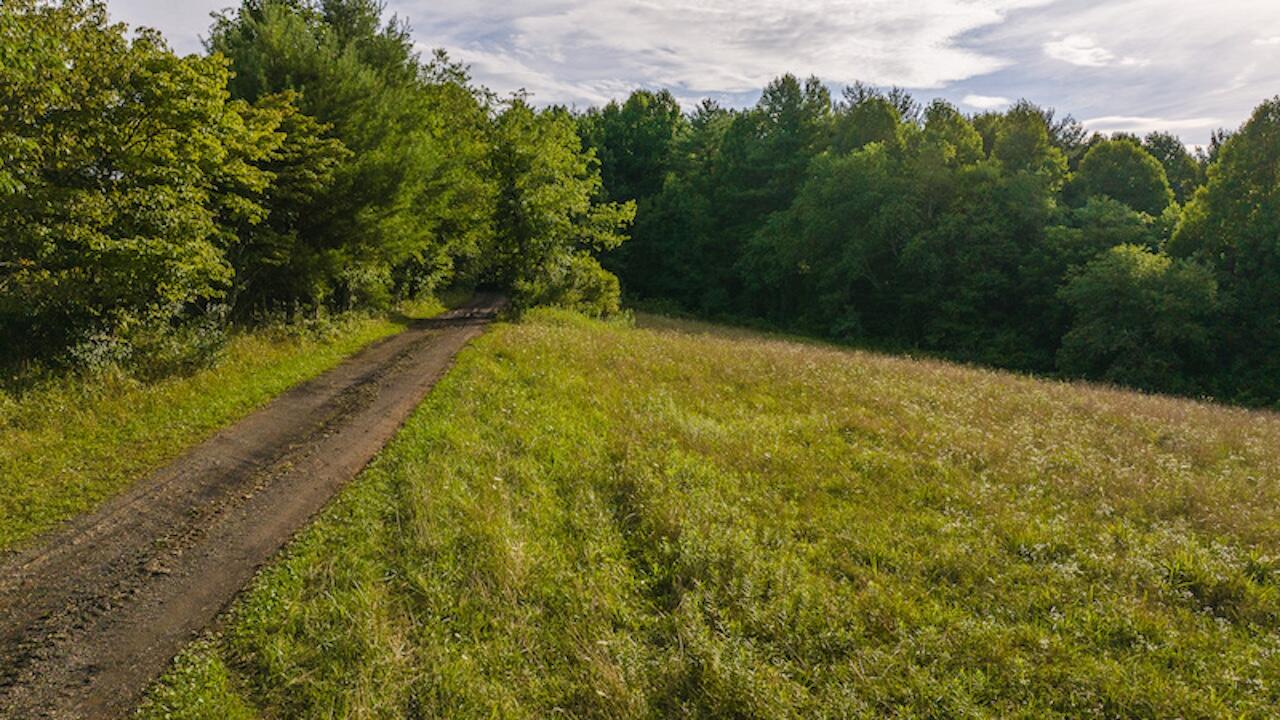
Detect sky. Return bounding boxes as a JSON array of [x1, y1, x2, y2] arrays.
[[105, 0, 1280, 145]]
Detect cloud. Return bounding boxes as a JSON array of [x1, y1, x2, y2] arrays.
[[437, 45, 618, 106], [101, 0, 1280, 146], [1083, 115, 1222, 135], [962, 94, 1012, 109], [958, 0, 1280, 144], [101, 0, 228, 54], [392, 0, 1054, 105], [1043, 34, 1147, 68]]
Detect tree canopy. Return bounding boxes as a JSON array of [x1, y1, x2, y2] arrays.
[[1075, 138, 1175, 216], [585, 80, 1280, 406], [6, 0, 1279, 406], [1, 0, 630, 370]]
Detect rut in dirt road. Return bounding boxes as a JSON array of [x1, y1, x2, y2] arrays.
[[0, 293, 506, 719]]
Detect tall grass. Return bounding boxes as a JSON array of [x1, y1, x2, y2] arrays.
[[0, 299, 446, 551], [141, 309, 1280, 718]]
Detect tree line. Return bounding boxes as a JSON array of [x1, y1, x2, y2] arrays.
[[580, 79, 1280, 406], [6, 0, 1277, 406], [1, 0, 631, 372]]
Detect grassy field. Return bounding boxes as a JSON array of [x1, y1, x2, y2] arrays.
[[140, 310, 1280, 719], [0, 299, 447, 551]]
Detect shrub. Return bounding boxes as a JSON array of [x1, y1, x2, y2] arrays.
[[1058, 245, 1218, 393]]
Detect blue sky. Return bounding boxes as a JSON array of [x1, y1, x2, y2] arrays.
[[106, 0, 1280, 145]]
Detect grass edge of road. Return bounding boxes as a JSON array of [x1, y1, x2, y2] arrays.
[[0, 294, 459, 552]]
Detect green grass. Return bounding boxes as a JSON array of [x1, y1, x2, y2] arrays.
[[139, 309, 1280, 719], [0, 298, 447, 551]]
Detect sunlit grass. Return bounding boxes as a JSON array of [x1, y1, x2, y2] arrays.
[[140, 309, 1280, 718], [0, 298, 447, 551]]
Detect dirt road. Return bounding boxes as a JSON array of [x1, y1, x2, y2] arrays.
[[0, 293, 505, 719]]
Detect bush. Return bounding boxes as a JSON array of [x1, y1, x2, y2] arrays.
[[1058, 245, 1218, 393], [515, 253, 622, 317]]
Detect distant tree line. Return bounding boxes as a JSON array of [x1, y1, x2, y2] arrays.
[[0, 0, 631, 371], [579, 79, 1280, 406]]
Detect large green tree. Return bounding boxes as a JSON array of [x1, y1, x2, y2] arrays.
[[490, 101, 634, 315], [1074, 138, 1174, 216], [745, 142, 913, 335], [832, 87, 907, 155], [208, 0, 497, 309], [0, 0, 279, 360], [577, 90, 685, 204], [1169, 98, 1280, 402], [1058, 245, 1217, 393], [709, 75, 830, 312], [1143, 132, 1203, 204]]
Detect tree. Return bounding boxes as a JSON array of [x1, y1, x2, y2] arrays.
[[489, 101, 634, 314], [577, 90, 685, 204], [1058, 245, 1217, 393], [1074, 138, 1174, 216], [833, 86, 909, 155], [0, 0, 276, 360], [992, 104, 1068, 183], [1021, 196, 1168, 357], [1195, 128, 1233, 169], [1169, 98, 1280, 403], [972, 101, 1086, 166], [910, 100, 984, 219], [576, 90, 686, 292], [741, 74, 832, 216], [745, 143, 915, 334], [208, 0, 497, 309], [221, 93, 352, 313], [1143, 132, 1202, 204], [615, 100, 731, 307], [692, 75, 830, 313]]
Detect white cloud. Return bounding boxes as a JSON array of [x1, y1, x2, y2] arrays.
[[437, 45, 617, 106], [985, 0, 1280, 143], [1083, 115, 1221, 135], [102, 0, 228, 54], [1043, 34, 1146, 68], [962, 94, 1012, 109], [393, 0, 1054, 105], [1044, 34, 1112, 67], [101, 0, 1280, 146]]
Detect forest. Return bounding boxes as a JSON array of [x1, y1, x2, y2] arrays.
[[0, 0, 631, 375], [580, 81, 1280, 406], [4, 0, 1280, 407]]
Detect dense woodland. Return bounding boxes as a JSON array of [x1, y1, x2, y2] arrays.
[[580, 82, 1280, 406], [4, 0, 1280, 407], [0, 0, 631, 374]]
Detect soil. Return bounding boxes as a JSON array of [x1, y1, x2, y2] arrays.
[[0, 293, 505, 719]]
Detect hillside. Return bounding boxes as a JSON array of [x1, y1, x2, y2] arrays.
[[140, 310, 1280, 719]]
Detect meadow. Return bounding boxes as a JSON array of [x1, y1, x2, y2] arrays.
[[0, 299, 445, 551], [140, 310, 1280, 719]]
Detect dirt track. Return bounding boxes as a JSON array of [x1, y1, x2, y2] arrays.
[[0, 293, 505, 719]]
